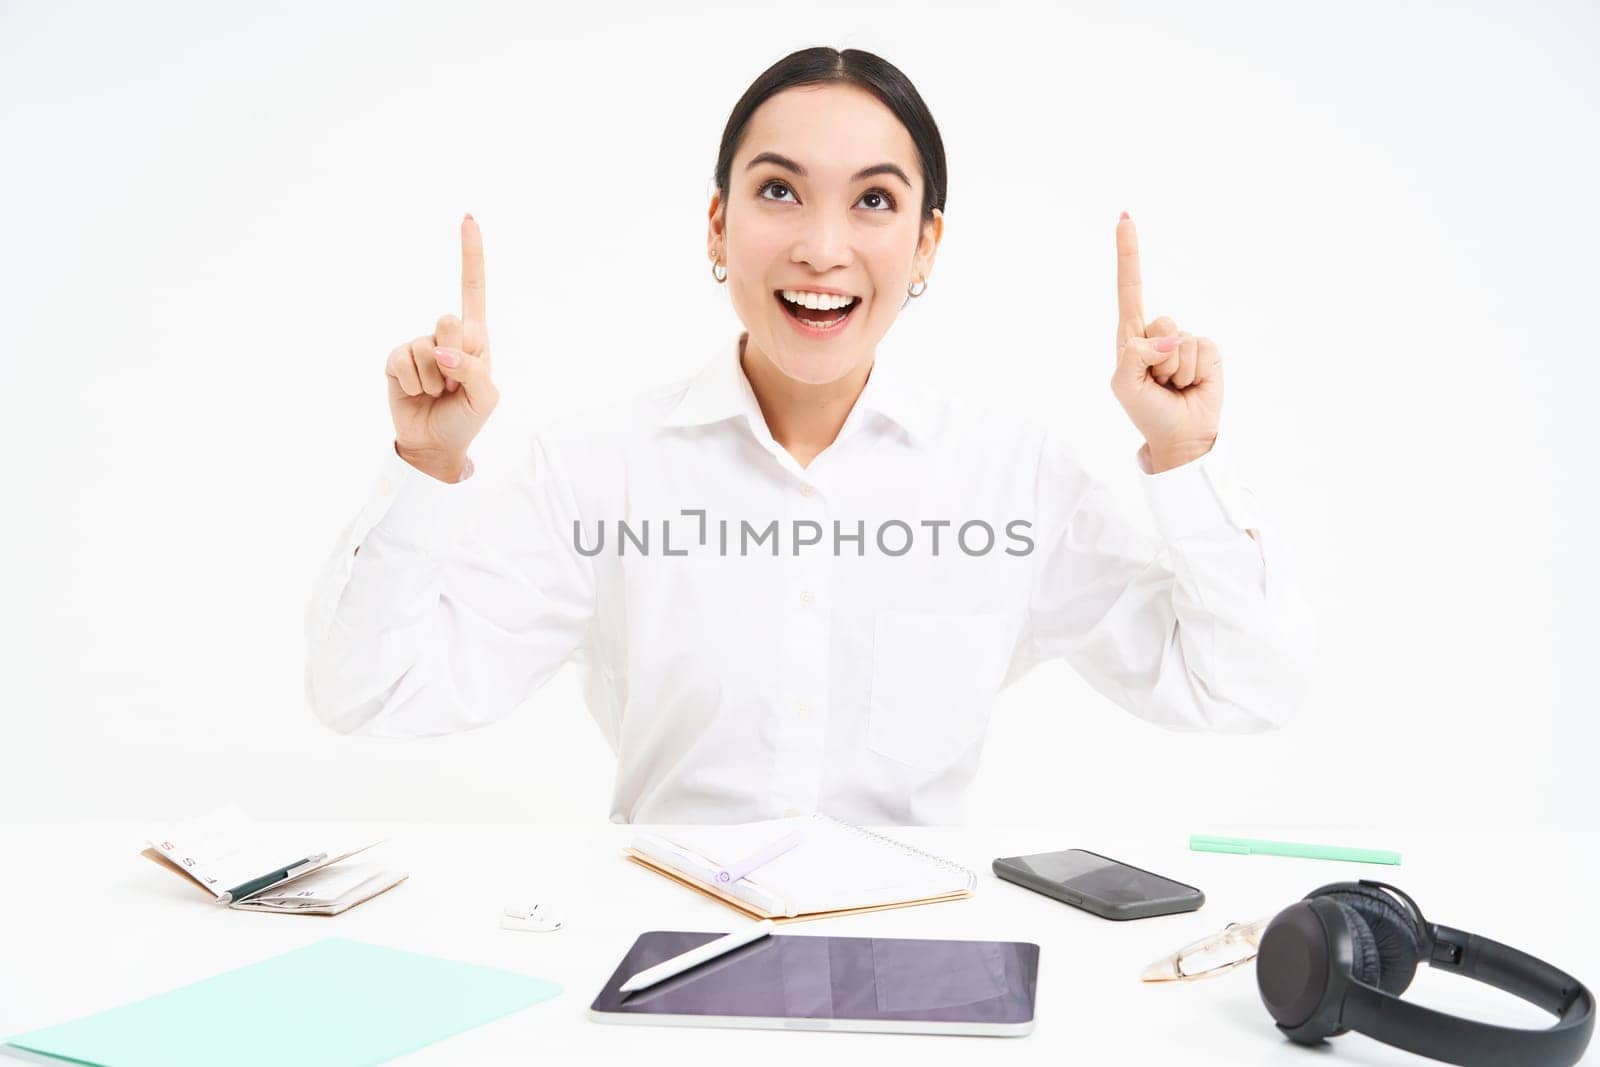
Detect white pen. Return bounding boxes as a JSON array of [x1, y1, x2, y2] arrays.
[[618, 920, 775, 994]]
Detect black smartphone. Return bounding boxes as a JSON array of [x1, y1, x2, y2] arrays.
[[992, 848, 1204, 920]]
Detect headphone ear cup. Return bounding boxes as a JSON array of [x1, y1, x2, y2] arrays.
[[1258, 897, 1379, 1043], [1319, 886, 1426, 995], [1331, 900, 1383, 989], [1257, 900, 1336, 1033]]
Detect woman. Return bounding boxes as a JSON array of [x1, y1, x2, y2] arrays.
[[305, 47, 1311, 825]]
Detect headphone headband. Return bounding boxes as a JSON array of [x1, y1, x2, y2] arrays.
[[1341, 924, 1594, 1066]]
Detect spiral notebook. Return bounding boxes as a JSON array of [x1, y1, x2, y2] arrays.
[[625, 813, 977, 923]]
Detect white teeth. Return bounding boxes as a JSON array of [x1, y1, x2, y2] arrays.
[[781, 289, 855, 311]]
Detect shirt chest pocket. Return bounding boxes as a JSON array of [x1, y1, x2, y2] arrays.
[[866, 609, 1014, 772]]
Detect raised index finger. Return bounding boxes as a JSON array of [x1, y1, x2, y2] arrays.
[[1116, 213, 1144, 338], [461, 214, 487, 326]]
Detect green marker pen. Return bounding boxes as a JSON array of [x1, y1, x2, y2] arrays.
[[1189, 834, 1401, 866]]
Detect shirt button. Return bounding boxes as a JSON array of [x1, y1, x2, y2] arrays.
[[379, 477, 395, 496], [782, 807, 803, 818], [799, 483, 815, 497], [794, 702, 810, 717], [799, 590, 815, 605]]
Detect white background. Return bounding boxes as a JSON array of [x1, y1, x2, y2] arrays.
[[4, 1, 1596, 831]]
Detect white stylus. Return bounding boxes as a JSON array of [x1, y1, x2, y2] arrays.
[[618, 920, 776, 994]]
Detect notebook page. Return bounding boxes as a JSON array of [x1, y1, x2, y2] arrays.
[[143, 804, 290, 899], [627, 834, 789, 915], [644, 815, 973, 915], [231, 867, 407, 914], [238, 863, 388, 906]]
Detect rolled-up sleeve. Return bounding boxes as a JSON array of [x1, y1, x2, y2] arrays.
[[1009, 432, 1315, 732], [304, 433, 596, 738]]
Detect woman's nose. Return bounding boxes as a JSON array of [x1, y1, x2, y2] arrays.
[[791, 217, 853, 272]]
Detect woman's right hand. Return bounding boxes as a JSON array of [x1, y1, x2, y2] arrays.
[[386, 214, 500, 482]]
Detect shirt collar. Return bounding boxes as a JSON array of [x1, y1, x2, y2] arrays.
[[661, 333, 765, 431], [663, 333, 935, 445]]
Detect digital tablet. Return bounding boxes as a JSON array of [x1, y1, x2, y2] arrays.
[[588, 930, 1039, 1036]]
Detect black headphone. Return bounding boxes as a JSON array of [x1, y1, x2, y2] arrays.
[[1255, 880, 1594, 1066]]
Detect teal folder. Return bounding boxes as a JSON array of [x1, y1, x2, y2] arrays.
[[4, 938, 562, 1067]]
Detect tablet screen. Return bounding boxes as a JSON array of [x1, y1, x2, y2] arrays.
[[590, 930, 1038, 1030]]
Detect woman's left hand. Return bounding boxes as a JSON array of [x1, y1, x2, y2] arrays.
[[1110, 214, 1223, 473]]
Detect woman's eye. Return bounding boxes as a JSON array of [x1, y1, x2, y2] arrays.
[[757, 181, 895, 211], [759, 180, 796, 203], [857, 189, 896, 212]]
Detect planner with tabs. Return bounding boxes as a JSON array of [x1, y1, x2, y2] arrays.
[[139, 803, 406, 915], [626, 812, 977, 922]]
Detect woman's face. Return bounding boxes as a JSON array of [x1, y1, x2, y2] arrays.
[[710, 82, 942, 386]]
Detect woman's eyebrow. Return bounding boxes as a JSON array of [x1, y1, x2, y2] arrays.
[[745, 151, 912, 189]]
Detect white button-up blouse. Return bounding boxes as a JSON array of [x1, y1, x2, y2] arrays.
[[305, 334, 1313, 825]]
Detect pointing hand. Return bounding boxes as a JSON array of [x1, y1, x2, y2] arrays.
[[1110, 213, 1222, 473], [385, 214, 500, 481]]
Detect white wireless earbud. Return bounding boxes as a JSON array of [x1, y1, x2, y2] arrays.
[[500, 902, 563, 932]]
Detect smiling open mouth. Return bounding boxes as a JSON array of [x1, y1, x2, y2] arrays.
[[775, 289, 860, 333]]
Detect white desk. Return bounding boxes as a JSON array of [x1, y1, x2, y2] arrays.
[[2, 823, 1595, 1065]]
